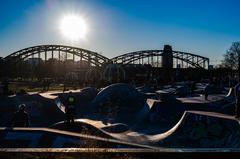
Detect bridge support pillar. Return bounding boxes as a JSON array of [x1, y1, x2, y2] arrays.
[[162, 45, 173, 69], [162, 45, 173, 83]]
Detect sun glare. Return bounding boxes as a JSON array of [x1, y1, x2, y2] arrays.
[[59, 14, 87, 41]]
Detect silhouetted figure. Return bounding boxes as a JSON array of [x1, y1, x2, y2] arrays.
[[204, 83, 210, 100], [63, 83, 66, 93], [42, 79, 51, 91], [234, 82, 240, 118], [191, 81, 196, 96], [45, 79, 51, 91], [42, 79, 47, 91], [12, 104, 29, 127], [2, 80, 9, 95], [65, 92, 76, 124]]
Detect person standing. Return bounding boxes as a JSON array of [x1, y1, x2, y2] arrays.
[[234, 82, 240, 118], [12, 104, 29, 127], [204, 83, 210, 100], [191, 81, 196, 96], [65, 91, 76, 124]]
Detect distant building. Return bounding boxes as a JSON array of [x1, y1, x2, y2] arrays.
[[25, 58, 43, 66], [208, 65, 214, 70]]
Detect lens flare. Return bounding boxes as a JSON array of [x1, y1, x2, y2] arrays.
[[59, 14, 87, 41]]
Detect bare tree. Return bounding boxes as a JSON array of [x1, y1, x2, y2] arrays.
[[222, 42, 240, 70]]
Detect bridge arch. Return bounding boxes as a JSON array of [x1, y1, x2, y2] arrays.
[[3, 45, 110, 67], [111, 49, 209, 69]]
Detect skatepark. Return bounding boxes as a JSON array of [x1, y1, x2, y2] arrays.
[[0, 83, 238, 150]]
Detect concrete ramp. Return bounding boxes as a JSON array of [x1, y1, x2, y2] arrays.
[[49, 120, 113, 139], [50, 119, 130, 139], [1, 110, 240, 148], [132, 99, 185, 134], [26, 93, 65, 126], [0, 93, 65, 127], [226, 87, 234, 97], [0, 127, 152, 148], [157, 111, 240, 148], [90, 83, 146, 126], [39, 92, 65, 113], [98, 111, 240, 148], [177, 94, 235, 115]]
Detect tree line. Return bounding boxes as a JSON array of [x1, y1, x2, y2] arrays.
[[221, 42, 240, 70]]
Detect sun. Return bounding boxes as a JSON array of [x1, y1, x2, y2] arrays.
[[59, 14, 87, 41]]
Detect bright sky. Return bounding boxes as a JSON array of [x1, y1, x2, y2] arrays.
[[0, 0, 240, 65]]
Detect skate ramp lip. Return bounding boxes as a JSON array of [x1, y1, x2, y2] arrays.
[[101, 111, 240, 148], [101, 123, 129, 133], [0, 127, 154, 149], [39, 92, 58, 99], [75, 119, 129, 133], [225, 87, 234, 97], [177, 94, 227, 104], [93, 83, 144, 104], [50, 118, 130, 136], [49, 120, 113, 139]]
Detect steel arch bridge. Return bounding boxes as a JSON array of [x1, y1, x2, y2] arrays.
[[3, 45, 110, 67], [111, 50, 209, 69], [2, 44, 209, 69]]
